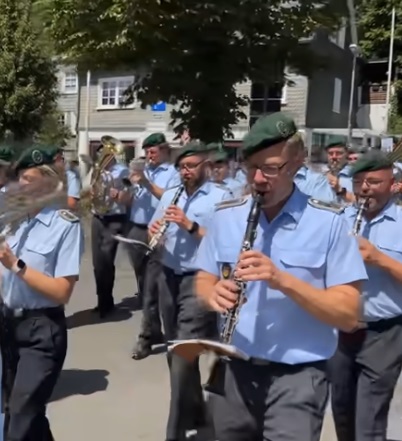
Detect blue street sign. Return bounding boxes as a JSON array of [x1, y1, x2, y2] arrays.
[[151, 101, 166, 112]]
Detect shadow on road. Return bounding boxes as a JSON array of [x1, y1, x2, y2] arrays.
[[50, 368, 110, 402], [67, 296, 140, 329]]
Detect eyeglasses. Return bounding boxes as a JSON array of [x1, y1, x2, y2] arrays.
[[176, 160, 205, 171], [353, 179, 385, 187], [243, 161, 288, 178]]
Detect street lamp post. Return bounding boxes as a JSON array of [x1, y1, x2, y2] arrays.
[[384, 6, 396, 134], [347, 44, 359, 147]]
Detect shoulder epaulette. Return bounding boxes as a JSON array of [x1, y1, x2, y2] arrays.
[[214, 183, 229, 190], [58, 209, 80, 223], [215, 196, 248, 211], [308, 198, 345, 214]]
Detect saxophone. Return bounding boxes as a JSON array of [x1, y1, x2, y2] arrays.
[[147, 186, 185, 256], [220, 192, 264, 344], [352, 197, 369, 236]]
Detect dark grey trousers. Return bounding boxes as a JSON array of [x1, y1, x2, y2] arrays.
[[160, 267, 217, 440], [328, 317, 402, 441], [209, 359, 328, 441]]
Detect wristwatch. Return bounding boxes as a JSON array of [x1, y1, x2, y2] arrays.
[[336, 187, 347, 197], [188, 221, 200, 235], [11, 259, 26, 274]]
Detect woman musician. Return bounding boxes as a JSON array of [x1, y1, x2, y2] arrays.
[[0, 146, 84, 441]]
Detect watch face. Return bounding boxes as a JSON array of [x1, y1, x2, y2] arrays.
[[17, 259, 25, 270]]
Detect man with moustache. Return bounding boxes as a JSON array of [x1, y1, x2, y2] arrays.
[[329, 151, 402, 441], [126, 133, 180, 360], [148, 142, 230, 441], [191, 112, 367, 441]]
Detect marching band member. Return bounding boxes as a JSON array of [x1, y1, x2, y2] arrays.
[[90, 144, 130, 318], [209, 150, 245, 197], [148, 142, 230, 441], [49, 147, 81, 211], [126, 133, 180, 360], [347, 147, 362, 165], [324, 137, 354, 203], [292, 138, 334, 201], [328, 151, 402, 441], [0, 146, 84, 441], [194, 113, 367, 441]]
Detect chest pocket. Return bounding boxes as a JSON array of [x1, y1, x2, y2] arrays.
[[216, 247, 238, 279], [278, 250, 326, 284], [23, 242, 57, 275], [377, 240, 402, 262]]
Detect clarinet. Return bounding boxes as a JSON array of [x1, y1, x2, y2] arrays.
[[352, 198, 369, 236], [146, 186, 185, 256], [220, 192, 264, 344]]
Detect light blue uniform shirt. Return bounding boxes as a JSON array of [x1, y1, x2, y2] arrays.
[[150, 182, 229, 274], [66, 169, 81, 199], [100, 163, 129, 216], [1, 207, 85, 309], [234, 168, 247, 185], [130, 163, 180, 225], [344, 202, 402, 321], [195, 188, 367, 364], [294, 166, 334, 201]]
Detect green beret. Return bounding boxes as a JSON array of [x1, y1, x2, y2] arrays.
[[45, 145, 63, 158], [206, 142, 224, 152], [142, 133, 167, 149], [174, 141, 207, 167], [325, 135, 347, 149], [211, 150, 229, 163], [350, 150, 393, 176], [14, 145, 55, 173], [0, 146, 15, 165], [242, 112, 297, 159]]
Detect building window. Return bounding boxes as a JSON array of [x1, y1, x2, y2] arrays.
[[58, 113, 66, 126], [332, 78, 342, 113], [249, 82, 286, 127], [62, 72, 78, 94], [57, 111, 77, 135], [98, 77, 135, 109]]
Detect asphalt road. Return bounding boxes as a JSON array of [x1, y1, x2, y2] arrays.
[[48, 241, 402, 441]]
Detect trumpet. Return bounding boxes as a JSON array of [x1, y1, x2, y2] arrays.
[[147, 186, 185, 256], [220, 192, 264, 344]]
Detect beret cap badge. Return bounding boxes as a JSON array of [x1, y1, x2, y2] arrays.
[[31, 149, 43, 164], [276, 121, 291, 138]]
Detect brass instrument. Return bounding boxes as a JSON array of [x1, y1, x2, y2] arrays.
[[147, 186, 185, 255], [327, 158, 344, 176], [81, 135, 125, 215], [127, 156, 147, 199], [220, 192, 264, 344]]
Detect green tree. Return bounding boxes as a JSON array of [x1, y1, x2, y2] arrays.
[[39, 0, 346, 142], [357, 0, 402, 132], [34, 110, 72, 147], [0, 0, 58, 142]]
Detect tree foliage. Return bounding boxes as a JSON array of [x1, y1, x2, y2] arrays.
[[357, 0, 402, 132], [39, 0, 347, 142], [34, 110, 72, 147], [0, 0, 58, 142]]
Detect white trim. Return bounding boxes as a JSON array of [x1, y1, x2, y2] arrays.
[[281, 84, 288, 104], [333, 78, 342, 113], [97, 76, 136, 110], [61, 72, 78, 94]]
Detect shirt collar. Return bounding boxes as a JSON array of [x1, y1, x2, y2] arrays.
[[33, 206, 57, 227], [347, 199, 398, 223], [295, 165, 308, 179]]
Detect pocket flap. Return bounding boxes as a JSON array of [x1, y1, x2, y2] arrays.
[[280, 251, 326, 269]]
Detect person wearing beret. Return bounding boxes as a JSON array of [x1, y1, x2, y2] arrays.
[[209, 150, 246, 197], [324, 137, 355, 203], [0, 146, 15, 192], [347, 147, 362, 165], [46, 146, 82, 212], [0, 146, 84, 441], [328, 151, 402, 441], [124, 132, 180, 360], [148, 141, 230, 441], [193, 112, 367, 441]]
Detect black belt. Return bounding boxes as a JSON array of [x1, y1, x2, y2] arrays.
[[94, 214, 126, 221], [130, 222, 148, 230], [1, 305, 64, 320]]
